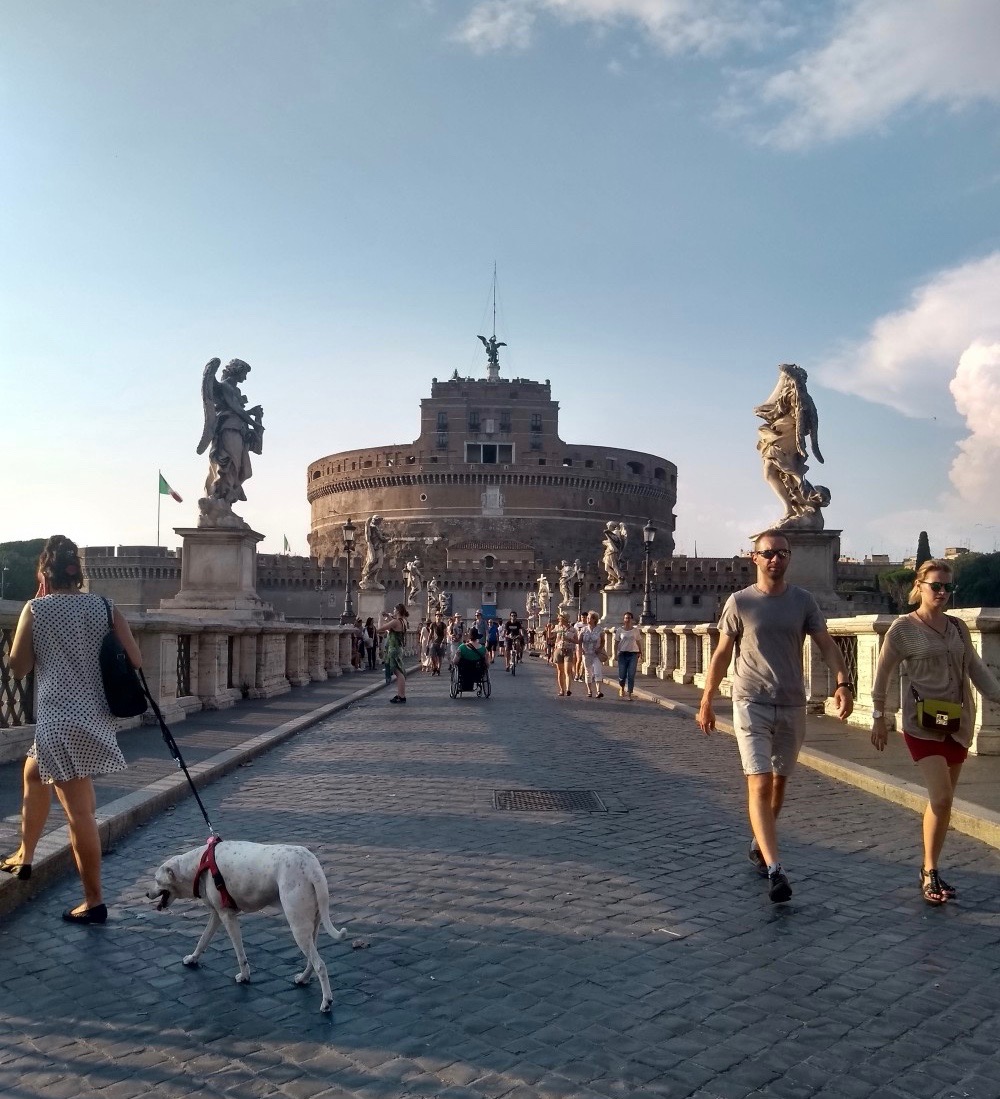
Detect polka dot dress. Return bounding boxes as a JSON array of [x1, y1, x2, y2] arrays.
[[28, 594, 127, 784]]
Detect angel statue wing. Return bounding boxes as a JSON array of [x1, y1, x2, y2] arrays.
[[196, 358, 222, 455]]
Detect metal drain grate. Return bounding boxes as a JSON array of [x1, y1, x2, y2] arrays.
[[493, 788, 607, 812]]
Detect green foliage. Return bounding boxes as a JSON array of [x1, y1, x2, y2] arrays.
[[916, 530, 932, 569], [879, 567, 915, 613], [0, 539, 45, 601], [951, 552, 1000, 609]]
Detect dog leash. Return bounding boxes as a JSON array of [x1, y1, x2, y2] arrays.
[[138, 668, 220, 838]]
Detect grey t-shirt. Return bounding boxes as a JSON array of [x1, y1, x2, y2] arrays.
[[717, 585, 826, 706]]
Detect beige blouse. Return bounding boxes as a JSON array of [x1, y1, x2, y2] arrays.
[[871, 613, 1000, 747]]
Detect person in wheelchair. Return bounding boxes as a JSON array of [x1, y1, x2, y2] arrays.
[[454, 628, 489, 692]]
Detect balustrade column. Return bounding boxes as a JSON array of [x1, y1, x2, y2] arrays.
[[641, 628, 660, 677], [656, 626, 676, 680], [198, 632, 241, 710], [285, 631, 310, 689], [324, 629, 342, 677], [673, 625, 698, 684], [136, 626, 184, 726], [959, 609, 1000, 755], [692, 625, 719, 691], [307, 632, 327, 682]]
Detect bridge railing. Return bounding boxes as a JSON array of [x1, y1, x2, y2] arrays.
[[1, 602, 416, 763], [603, 610, 1000, 755]]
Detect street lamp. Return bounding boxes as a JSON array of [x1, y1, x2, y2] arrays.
[[340, 518, 356, 624], [1, 565, 8, 599], [640, 519, 656, 625]]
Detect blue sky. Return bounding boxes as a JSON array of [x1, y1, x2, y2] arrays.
[[3, 0, 1000, 561]]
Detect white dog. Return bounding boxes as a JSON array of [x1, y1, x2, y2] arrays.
[[148, 840, 349, 1012]]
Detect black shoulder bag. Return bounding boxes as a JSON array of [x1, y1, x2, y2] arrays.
[[99, 597, 148, 718]]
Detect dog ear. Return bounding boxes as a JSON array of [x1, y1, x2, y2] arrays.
[[165, 866, 177, 882]]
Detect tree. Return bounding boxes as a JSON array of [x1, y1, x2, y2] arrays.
[[879, 567, 915, 614], [916, 531, 932, 569], [0, 539, 46, 601], [951, 552, 1000, 609]]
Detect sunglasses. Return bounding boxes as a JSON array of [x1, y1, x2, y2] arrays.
[[753, 548, 790, 561], [921, 581, 955, 594]]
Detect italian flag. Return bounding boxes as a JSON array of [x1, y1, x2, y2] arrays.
[[159, 473, 183, 503]]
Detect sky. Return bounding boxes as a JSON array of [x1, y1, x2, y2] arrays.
[[2, 0, 1000, 562]]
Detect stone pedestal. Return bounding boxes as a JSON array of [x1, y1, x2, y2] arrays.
[[357, 589, 387, 624], [601, 588, 633, 624], [780, 529, 847, 615], [157, 526, 275, 621]]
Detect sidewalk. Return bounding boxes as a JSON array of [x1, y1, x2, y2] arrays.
[[627, 673, 1000, 849], [0, 666, 409, 916], [4, 655, 1000, 920]]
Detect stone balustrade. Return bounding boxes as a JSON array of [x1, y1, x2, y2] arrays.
[[0, 605, 417, 763], [602, 609, 1000, 755]]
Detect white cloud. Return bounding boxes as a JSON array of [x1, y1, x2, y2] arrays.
[[949, 342, 1000, 513], [452, 0, 784, 56], [751, 0, 1000, 148], [817, 252, 1000, 420]]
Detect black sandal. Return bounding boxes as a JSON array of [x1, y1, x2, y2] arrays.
[[920, 869, 947, 906], [0, 856, 31, 881], [936, 874, 957, 900]]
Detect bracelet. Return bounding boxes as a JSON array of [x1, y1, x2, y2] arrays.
[[835, 682, 854, 693]]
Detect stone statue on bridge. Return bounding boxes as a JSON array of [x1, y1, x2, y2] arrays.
[[358, 515, 388, 589], [601, 522, 628, 590], [754, 363, 830, 530], [537, 574, 551, 616], [403, 557, 424, 607], [196, 357, 264, 528]]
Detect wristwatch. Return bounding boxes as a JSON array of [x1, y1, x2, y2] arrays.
[[872, 709, 884, 720]]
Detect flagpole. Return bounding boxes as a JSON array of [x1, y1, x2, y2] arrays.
[[157, 470, 161, 547]]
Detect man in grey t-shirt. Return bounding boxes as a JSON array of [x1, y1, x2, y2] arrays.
[[696, 530, 853, 903]]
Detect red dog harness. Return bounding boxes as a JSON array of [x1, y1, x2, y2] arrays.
[[193, 835, 239, 911]]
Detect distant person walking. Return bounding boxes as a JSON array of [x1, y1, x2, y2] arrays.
[[576, 611, 606, 699], [614, 611, 642, 700], [5, 535, 142, 924], [379, 604, 409, 704], [552, 612, 579, 697], [696, 530, 853, 904], [363, 617, 377, 670], [871, 559, 1000, 905]]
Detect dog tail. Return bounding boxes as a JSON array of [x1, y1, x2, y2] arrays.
[[312, 872, 349, 942]]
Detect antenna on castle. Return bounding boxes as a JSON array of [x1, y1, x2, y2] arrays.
[[477, 261, 506, 382]]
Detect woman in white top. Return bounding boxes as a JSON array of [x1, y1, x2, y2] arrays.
[[577, 611, 606, 699], [614, 611, 643, 700], [871, 559, 1000, 905], [6, 535, 142, 924]]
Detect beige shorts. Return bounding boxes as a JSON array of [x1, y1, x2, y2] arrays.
[[732, 701, 807, 777]]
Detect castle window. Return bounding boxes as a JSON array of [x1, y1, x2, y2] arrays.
[[468, 411, 480, 431], [626, 461, 644, 475], [466, 443, 513, 464], [437, 433, 448, 449], [406, 455, 415, 464], [562, 457, 573, 467], [605, 457, 616, 470], [530, 438, 542, 450], [437, 411, 448, 430], [530, 413, 542, 431], [654, 467, 666, 481], [482, 555, 496, 570], [500, 410, 511, 433], [312, 470, 321, 479], [538, 458, 546, 465]]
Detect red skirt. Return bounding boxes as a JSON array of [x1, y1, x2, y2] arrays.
[[903, 731, 968, 765]]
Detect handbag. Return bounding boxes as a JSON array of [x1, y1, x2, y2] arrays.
[[911, 689, 962, 733], [99, 597, 148, 718]]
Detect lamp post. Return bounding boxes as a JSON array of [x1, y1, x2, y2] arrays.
[[640, 519, 656, 625], [1, 564, 8, 599], [340, 518, 356, 624]]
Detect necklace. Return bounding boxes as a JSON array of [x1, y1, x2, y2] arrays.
[[915, 611, 948, 637]]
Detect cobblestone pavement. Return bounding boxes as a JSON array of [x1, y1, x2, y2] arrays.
[[3, 657, 1000, 1099]]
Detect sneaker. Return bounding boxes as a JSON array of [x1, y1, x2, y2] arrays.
[[768, 868, 792, 904], [748, 840, 768, 878], [389, 696, 407, 704]]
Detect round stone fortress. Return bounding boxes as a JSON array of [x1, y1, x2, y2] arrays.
[[307, 366, 677, 593]]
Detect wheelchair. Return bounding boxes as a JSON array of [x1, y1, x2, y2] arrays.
[[449, 655, 491, 699]]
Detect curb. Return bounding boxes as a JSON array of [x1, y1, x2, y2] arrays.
[[631, 686, 1000, 852], [0, 671, 413, 919]]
